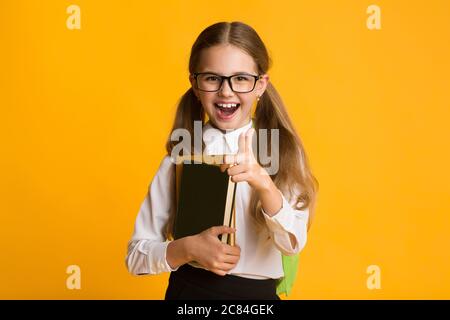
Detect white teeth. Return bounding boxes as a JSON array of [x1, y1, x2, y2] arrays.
[[216, 103, 238, 108]]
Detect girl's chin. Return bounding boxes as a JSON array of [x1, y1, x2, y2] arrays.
[[211, 116, 248, 130]]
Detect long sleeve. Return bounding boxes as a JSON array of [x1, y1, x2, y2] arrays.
[[262, 189, 309, 256], [125, 156, 178, 275]]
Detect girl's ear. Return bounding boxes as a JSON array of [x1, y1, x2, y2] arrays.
[[189, 74, 200, 100], [256, 74, 269, 99]]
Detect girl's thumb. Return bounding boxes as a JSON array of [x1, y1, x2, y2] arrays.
[[209, 225, 236, 236]]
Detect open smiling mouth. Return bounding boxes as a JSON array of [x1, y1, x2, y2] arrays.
[[214, 103, 240, 119]]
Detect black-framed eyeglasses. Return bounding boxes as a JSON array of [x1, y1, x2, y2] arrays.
[[193, 72, 262, 93]]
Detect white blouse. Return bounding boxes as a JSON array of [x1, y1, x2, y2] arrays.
[[126, 119, 309, 279]]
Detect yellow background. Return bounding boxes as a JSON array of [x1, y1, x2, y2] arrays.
[[1, 0, 449, 299]]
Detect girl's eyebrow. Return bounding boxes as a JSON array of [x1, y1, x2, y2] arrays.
[[202, 70, 255, 75]]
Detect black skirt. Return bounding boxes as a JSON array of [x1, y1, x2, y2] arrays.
[[165, 264, 280, 300]]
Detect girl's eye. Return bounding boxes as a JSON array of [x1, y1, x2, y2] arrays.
[[235, 76, 251, 82], [206, 76, 220, 82]]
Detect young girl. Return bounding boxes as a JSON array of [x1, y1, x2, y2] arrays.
[[126, 21, 318, 300]]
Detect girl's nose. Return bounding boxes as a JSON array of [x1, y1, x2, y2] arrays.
[[218, 79, 234, 97]]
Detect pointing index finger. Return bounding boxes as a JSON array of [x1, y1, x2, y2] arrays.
[[238, 131, 246, 156], [246, 128, 255, 154]]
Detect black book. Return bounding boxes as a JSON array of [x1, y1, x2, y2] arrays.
[[173, 155, 237, 245]]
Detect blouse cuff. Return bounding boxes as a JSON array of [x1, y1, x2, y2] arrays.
[[261, 190, 301, 254], [261, 190, 296, 232]]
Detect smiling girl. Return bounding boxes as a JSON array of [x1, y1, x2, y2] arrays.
[[126, 21, 318, 300]]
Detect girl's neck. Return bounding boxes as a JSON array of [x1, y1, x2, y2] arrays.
[[209, 118, 253, 134]]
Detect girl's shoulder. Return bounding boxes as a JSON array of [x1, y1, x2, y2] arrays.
[[152, 155, 176, 179]]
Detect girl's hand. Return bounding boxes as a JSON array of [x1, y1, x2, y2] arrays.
[[220, 128, 272, 192], [187, 226, 241, 276]]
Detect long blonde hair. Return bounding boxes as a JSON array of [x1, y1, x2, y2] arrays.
[[166, 21, 319, 230]]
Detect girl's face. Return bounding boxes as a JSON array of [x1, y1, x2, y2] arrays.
[[190, 44, 269, 131]]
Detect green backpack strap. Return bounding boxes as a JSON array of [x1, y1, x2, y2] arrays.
[[276, 253, 300, 296]]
